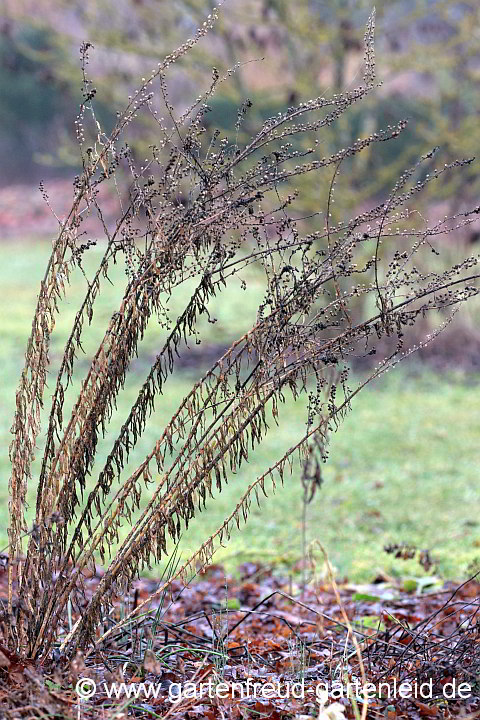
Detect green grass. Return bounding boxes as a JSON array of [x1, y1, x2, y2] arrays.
[[1, 240, 479, 582]]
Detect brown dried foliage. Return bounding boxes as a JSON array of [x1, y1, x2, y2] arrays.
[[4, 10, 480, 660]]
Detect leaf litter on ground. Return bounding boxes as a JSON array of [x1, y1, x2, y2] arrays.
[[0, 559, 479, 719]]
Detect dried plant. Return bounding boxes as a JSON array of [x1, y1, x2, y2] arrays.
[[4, 8, 480, 661]]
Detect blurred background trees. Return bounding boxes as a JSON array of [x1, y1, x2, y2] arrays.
[[1, 0, 478, 219], [1, 0, 479, 333]]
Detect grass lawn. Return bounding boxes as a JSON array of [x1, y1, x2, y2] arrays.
[[1, 239, 479, 582]]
